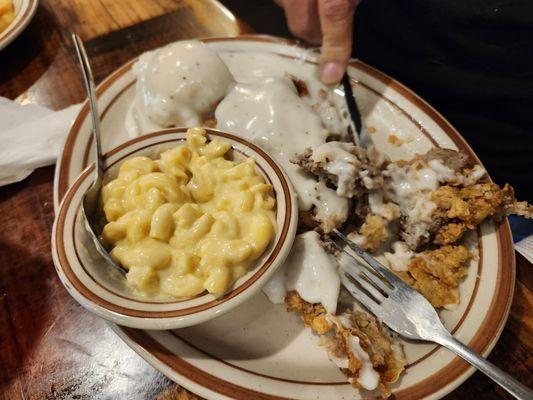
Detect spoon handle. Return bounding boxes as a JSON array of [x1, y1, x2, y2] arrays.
[[72, 33, 104, 186]]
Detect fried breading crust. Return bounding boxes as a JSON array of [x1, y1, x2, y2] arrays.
[[285, 290, 331, 334], [396, 245, 471, 308], [432, 183, 532, 245], [284, 291, 406, 398], [346, 213, 391, 252], [359, 214, 390, 252]]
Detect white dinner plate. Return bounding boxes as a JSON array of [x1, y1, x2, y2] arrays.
[[0, 0, 38, 51], [53, 35, 515, 400]]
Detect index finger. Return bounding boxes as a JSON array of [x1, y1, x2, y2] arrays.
[[318, 0, 359, 84]]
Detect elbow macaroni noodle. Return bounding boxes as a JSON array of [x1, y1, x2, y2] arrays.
[[0, 0, 15, 33], [101, 128, 276, 298]]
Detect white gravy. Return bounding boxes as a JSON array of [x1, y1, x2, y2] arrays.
[[262, 231, 340, 314], [127, 41, 234, 135], [215, 76, 329, 210]]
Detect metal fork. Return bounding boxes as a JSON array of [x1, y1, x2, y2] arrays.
[[330, 228, 533, 400]]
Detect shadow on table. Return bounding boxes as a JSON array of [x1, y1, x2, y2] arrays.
[[0, 5, 61, 98], [0, 237, 54, 382]]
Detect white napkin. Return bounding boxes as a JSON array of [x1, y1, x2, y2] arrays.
[[0, 97, 81, 186]]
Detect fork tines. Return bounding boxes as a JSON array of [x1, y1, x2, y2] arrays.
[[329, 229, 409, 314], [327, 239, 386, 315]]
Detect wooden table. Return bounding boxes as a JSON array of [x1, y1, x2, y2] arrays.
[[0, 1, 531, 399]]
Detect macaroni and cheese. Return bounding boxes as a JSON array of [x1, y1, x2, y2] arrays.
[[101, 127, 276, 298], [0, 0, 15, 33]]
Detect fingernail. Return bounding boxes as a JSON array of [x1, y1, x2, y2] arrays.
[[321, 62, 342, 85]]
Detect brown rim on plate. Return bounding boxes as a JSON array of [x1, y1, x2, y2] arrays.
[[55, 128, 293, 317], [125, 326, 299, 400], [55, 35, 515, 399]]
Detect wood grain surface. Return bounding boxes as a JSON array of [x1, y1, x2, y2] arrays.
[[0, 1, 531, 399]]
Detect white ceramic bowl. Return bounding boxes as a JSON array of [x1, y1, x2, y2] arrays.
[[51, 127, 298, 329]]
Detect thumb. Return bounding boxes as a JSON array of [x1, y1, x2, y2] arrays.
[[318, 0, 359, 84]]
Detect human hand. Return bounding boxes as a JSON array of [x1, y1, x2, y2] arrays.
[[276, 0, 360, 84]]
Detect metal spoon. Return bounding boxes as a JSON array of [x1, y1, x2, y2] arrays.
[[72, 33, 126, 276]]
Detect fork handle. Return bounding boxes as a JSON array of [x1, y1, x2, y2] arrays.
[[437, 334, 533, 400]]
